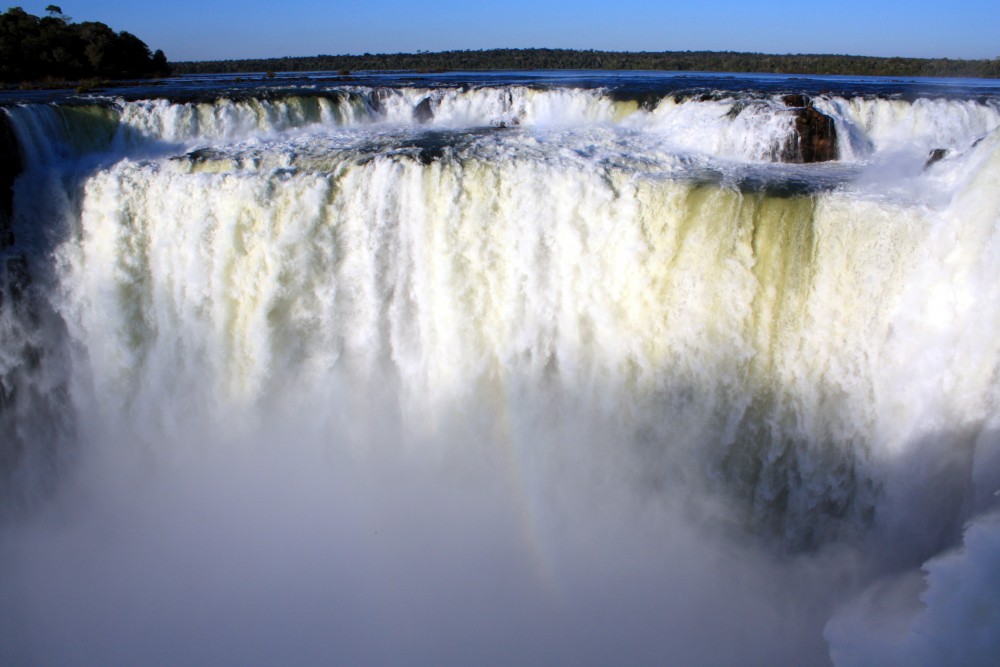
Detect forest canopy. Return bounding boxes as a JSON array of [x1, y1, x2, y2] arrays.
[[174, 48, 1000, 80], [0, 6, 170, 82], [3, 4, 995, 83]]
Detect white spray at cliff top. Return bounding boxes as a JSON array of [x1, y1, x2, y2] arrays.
[[1, 76, 999, 665]]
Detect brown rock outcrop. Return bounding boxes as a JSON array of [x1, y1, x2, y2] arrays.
[[778, 96, 838, 163]]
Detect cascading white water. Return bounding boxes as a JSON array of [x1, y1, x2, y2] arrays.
[[1, 79, 999, 666], [6, 87, 998, 165]]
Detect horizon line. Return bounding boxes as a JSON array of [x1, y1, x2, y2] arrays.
[[172, 47, 1000, 65]]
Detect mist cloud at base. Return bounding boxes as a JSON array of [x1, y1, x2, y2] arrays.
[[2, 85, 1000, 666], [0, 409, 864, 667]]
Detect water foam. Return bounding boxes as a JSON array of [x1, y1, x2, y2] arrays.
[[2, 82, 1000, 665]]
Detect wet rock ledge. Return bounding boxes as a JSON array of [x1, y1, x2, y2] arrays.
[[779, 94, 838, 163], [0, 110, 21, 249]]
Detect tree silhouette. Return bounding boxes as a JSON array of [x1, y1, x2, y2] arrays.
[[172, 47, 1000, 80], [0, 7, 169, 82]]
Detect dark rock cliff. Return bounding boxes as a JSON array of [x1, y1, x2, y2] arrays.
[[0, 110, 21, 249], [779, 95, 838, 163]]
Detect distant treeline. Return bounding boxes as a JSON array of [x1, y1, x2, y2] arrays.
[[173, 48, 1000, 79], [0, 6, 169, 83]]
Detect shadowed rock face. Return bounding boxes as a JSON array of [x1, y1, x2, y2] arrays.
[[779, 95, 838, 163], [0, 111, 20, 249], [925, 147, 948, 168], [413, 97, 434, 124]]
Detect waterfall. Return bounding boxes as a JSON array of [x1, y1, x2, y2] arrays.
[[1, 76, 999, 666]]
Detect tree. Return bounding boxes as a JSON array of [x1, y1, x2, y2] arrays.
[[0, 7, 170, 82], [151, 49, 169, 76]]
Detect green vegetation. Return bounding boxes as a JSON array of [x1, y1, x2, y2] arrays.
[[174, 48, 1000, 79], [0, 6, 170, 84]]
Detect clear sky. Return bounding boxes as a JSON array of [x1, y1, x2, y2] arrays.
[[11, 1, 1000, 62]]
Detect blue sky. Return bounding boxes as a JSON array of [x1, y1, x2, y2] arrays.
[[11, 1, 1000, 62]]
